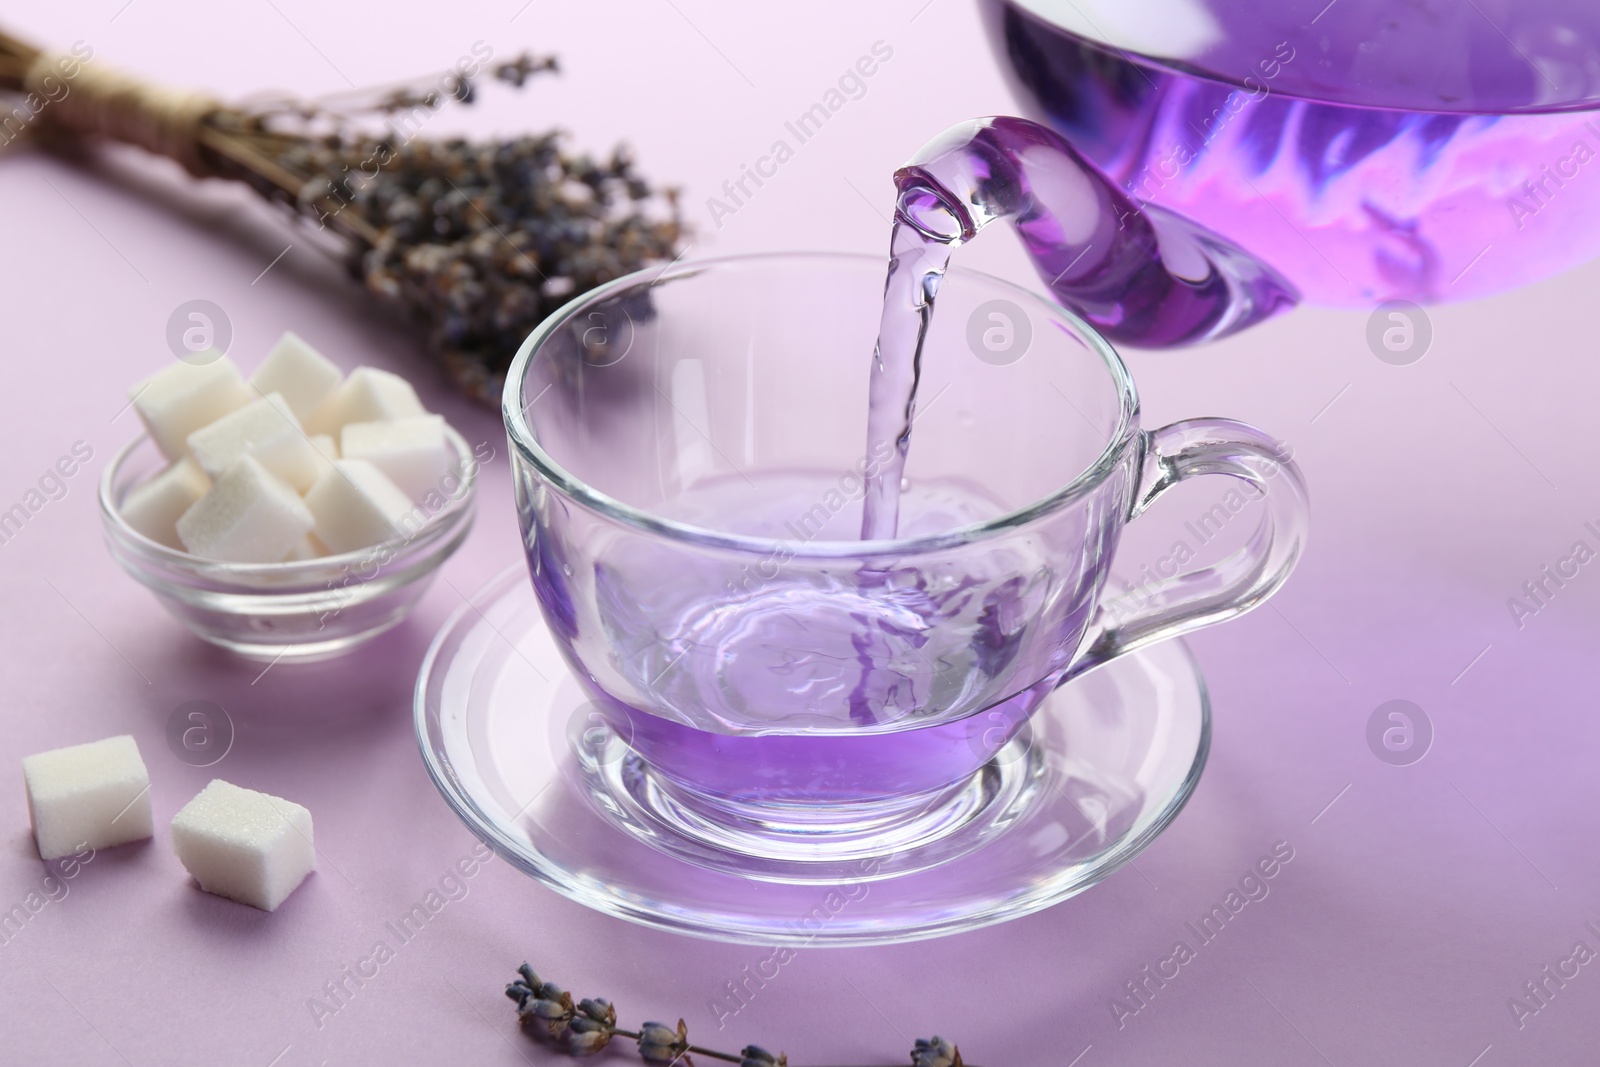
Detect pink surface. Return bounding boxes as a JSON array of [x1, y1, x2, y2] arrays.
[[2, 3, 1599, 1065]]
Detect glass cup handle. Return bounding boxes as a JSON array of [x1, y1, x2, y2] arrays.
[[1064, 418, 1309, 681]]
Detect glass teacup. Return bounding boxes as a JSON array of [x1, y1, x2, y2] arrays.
[[504, 253, 1307, 866]]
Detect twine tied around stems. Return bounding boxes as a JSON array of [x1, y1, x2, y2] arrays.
[[24, 53, 219, 176]]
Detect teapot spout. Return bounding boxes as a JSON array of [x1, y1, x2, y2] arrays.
[[895, 117, 1297, 347]]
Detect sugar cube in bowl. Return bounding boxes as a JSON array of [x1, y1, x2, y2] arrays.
[[187, 393, 321, 492], [102, 335, 478, 660], [131, 359, 253, 460], [175, 455, 315, 563], [119, 457, 209, 549], [307, 367, 426, 436], [341, 415, 449, 502], [305, 459, 418, 554], [251, 332, 342, 421]]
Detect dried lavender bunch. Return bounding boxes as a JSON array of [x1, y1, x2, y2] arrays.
[[0, 28, 684, 404], [311, 128, 679, 400], [506, 963, 975, 1067], [223, 110, 683, 403]]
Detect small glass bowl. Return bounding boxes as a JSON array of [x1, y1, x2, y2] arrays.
[[100, 427, 478, 662]]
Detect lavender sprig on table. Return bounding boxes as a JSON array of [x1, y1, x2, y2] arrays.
[[506, 963, 975, 1067]]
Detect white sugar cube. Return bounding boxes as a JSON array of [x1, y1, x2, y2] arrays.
[[120, 457, 210, 548], [171, 779, 315, 912], [282, 533, 329, 562], [187, 393, 321, 493], [340, 416, 450, 502], [306, 367, 426, 436], [176, 456, 314, 563], [308, 434, 339, 482], [250, 332, 343, 421], [131, 358, 254, 460], [23, 735, 152, 860], [303, 459, 419, 553]]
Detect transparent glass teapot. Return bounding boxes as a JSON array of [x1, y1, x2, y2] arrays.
[[919, 0, 1600, 343]]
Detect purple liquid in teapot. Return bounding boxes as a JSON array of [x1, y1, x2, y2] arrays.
[[981, 0, 1600, 306]]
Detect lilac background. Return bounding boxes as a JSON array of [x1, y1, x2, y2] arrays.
[[2, 2, 1598, 1065]]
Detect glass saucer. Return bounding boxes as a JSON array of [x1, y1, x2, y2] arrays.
[[414, 565, 1211, 946]]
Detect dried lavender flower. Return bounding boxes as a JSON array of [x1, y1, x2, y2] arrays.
[[508, 963, 980, 1067], [911, 1037, 964, 1067], [577, 997, 616, 1025], [321, 130, 682, 402], [740, 1045, 789, 1067], [563, 996, 618, 1052], [638, 1019, 690, 1064], [506, 962, 576, 1041], [565, 1007, 616, 1055]]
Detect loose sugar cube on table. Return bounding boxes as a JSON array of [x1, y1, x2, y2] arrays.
[[304, 459, 417, 553], [307, 367, 426, 436], [171, 779, 315, 912], [249, 332, 342, 421], [176, 456, 314, 563], [187, 393, 321, 492], [341, 415, 449, 502], [22, 735, 153, 860], [131, 358, 254, 460], [120, 457, 210, 548]]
